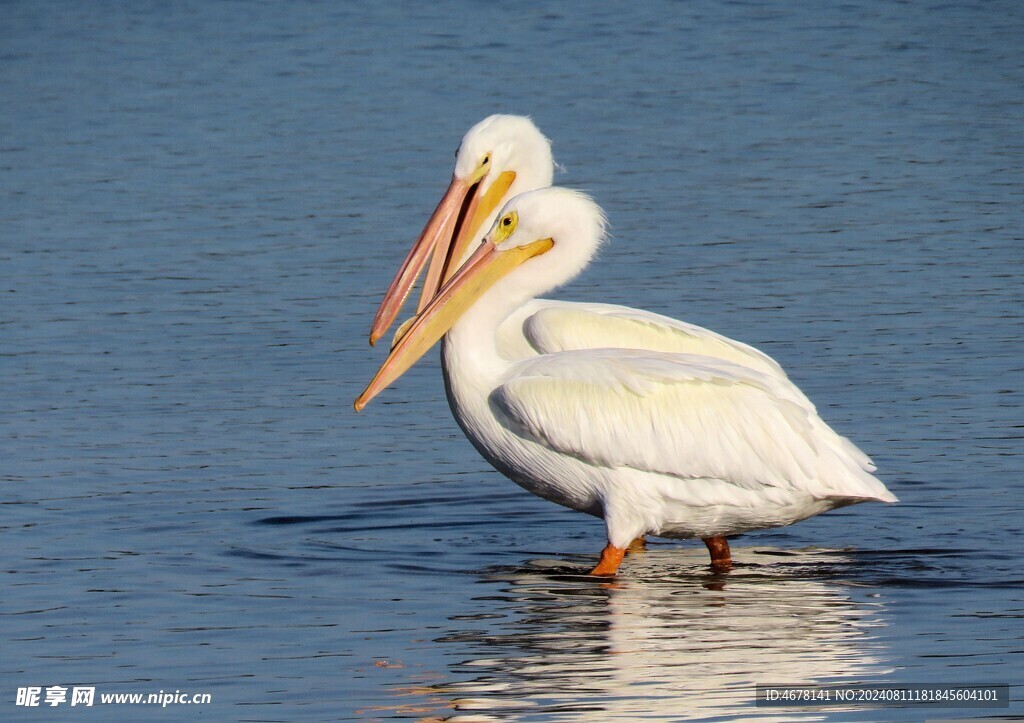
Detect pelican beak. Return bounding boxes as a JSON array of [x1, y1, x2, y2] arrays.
[[368, 170, 517, 347], [440, 171, 516, 286], [369, 175, 473, 346], [354, 235, 553, 411]]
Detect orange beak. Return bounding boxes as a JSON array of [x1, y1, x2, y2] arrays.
[[368, 170, 517, 347], [355, 235, 553, 411], [368, 175, 473, 346]]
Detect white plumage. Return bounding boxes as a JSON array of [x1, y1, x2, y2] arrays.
[[358, 186, 896, 575]]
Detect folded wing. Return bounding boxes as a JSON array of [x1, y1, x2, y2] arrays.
[[492, 349, 894, 502]]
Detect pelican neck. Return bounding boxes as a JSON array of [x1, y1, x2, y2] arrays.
[[441, 280, 518, 386]]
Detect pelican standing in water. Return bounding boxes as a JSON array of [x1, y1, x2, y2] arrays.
[[356, 189, 896, 575], [367, 115, 889, 571]]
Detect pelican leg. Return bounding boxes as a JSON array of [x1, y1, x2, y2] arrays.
[[702, 536, 732, 571], [627, 536, 646, 552], [589, 543, 626, 576]]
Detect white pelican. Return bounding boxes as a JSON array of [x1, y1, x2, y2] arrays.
[[356, 188, 897, 575]]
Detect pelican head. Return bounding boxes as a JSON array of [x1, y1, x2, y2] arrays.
[[453, 115, 554, 204], [356, 187, 606, 411], [369, 115, 554, 346]]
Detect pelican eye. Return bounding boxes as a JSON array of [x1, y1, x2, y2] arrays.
[[494, 211, 518, 242], [470, 153, 492, 182]]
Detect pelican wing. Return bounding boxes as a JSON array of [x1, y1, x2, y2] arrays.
[[498, 299, 876, 471], [512, 300, 790, 384], [493, 350, 893, 501]]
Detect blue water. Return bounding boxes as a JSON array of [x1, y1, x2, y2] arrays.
[[2, 1, 1022, 720]]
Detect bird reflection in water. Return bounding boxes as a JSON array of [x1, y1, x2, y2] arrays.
[[372, 547, 892, 721]]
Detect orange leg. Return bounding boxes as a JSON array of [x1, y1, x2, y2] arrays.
[[702, 536, 732, 571], [589, 543, 626, 576]]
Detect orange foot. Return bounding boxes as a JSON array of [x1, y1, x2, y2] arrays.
[[589, 543, 626, 576], [702, 536, 732, 571]]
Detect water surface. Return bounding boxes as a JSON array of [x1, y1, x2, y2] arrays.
[[2, 1, 1022, 719]]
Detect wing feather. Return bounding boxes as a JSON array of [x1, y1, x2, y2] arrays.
[[492, 350, 893, 501], [521, 301, 788, 381], [499, 299, 876, 472]]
